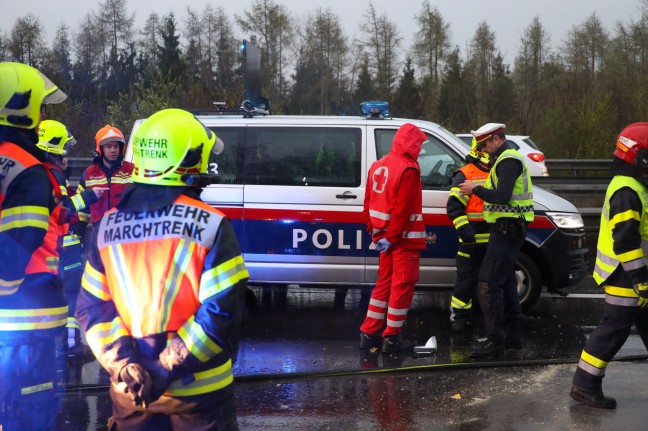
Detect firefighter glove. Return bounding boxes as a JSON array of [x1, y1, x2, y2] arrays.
[[142, 359, 179, 403], [633, 282, 648, 308], [118, 363, 152, 408], [374, 238, 392, 252]]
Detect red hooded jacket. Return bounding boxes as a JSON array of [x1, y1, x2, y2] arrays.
[[363, 123, 427, 249]]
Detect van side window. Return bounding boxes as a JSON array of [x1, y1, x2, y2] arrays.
[[244, 127, 362, 186], [374, 129, 464, 190], [208, 127, 245, 184]]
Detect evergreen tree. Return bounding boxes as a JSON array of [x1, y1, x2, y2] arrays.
[[393, 57, 421, 118]]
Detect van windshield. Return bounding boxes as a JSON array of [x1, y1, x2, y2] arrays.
[[374, 129, 464, 189]]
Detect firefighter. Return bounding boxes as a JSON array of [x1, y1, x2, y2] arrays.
[[76, 108, 249, 429], [459, 123, 533, 358], [0, 62, 68, 430], [571, 122, 648, 409], [37, 119, 103, 354], [359, 123, 427, 353], [76, 124, 134, 241], [447, 138, 491, 332]]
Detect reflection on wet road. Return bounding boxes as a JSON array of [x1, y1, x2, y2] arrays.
[[55, 278, 648, 430]]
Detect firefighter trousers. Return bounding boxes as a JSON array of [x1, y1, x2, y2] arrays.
[[450, 244, 487, 322], [573, 301, 648, 392], [360, 246, 421, 337], [109, 383, 238, 431]]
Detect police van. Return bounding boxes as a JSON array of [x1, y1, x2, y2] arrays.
[[125, 102, 589, 311]]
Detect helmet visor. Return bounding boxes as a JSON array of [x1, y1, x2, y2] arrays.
[[40, 71, 67, 105]]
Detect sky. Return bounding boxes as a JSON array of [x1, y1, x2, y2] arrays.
[[0, 0, 644, 65]]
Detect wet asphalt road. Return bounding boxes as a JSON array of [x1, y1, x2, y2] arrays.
[[55, 276, 648, 430]]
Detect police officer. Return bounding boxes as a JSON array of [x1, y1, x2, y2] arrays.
[[571, 123, 648, 409], [76, 108, 248, 429], [76, 124, 134, 240], [359, 123, 427, 353], [459, 123, 533, 358], [37, 120, 102, 354], [0, 62, 68, 430], [447, 138, 491, 332]]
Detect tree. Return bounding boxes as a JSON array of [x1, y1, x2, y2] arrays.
[[158, 13, 185, 84], [563, 12, 609, 91], [8, 14, 45, 65], [358, 3, 402, 100], [468, 21, 498, 123], [291, 8, 348, 114], [392, 57, 421, 118], [137, 12, 161, 73], [353, 54, 376, 104], [42, 24, 74, 93], [490, 53, 515, 124], [513, 16, 551, 134], [236, 0, 294, 106], [438, 48, 473, 131], [412, 0, 451, 118], [95, 0, 136, 101]]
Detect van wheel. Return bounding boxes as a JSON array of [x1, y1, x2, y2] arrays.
[[515, 252, 542, 312]]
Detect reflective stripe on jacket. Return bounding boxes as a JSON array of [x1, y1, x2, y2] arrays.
[[78, 161, 134, 223], [483, 149, 534, 223], [79, 192, 249, 396], [593, 176, 648, 285], [0, 141, 67, 335]]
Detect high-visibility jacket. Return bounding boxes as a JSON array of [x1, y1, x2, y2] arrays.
[[77, 191, 249, 397], [46, 163, 95, 259], [448, 163, 491, 245], [483, 149, 534, 223], [77, 161, 134, 223], [365, 159, 425, 250], [0, 140, 67, 338], [593, 176, 648, 290]]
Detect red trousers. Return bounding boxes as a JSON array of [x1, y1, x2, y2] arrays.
[[360, 246, 420, 337]]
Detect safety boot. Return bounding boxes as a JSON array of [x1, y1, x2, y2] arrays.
[[469, 337, 504, 358], [359, 332, 382, 349], [570, 385, 617, 409], [450, 308, 470, 333], [382, 334, 414, 353]]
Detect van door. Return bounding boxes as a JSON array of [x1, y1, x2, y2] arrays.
[[365, 127, 465, 287], [242, 124, 367, 284]]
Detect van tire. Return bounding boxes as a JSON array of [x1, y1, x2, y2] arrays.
[[515, 252, 542, 312]]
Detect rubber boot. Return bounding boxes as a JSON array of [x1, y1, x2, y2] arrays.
[[451, 308, 470, 332]]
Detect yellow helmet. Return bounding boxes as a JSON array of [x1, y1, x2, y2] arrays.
[[0, 62, 67, 129], [467, 136, 490, 165], [37, 120, 77, 156], [132, 108, 220, 186]]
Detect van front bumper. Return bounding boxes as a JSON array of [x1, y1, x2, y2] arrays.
[[541, 228, 590, 290]]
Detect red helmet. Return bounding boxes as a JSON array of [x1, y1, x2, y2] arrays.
[[614, 122, 648, 166]]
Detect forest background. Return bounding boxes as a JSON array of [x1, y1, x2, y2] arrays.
[[3, 0, 648, 159]]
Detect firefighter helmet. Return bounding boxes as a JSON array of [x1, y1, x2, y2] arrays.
[[37, 120, 77, 156], [132, 108, 220, 186], [467, 136, 490, 165], [614, 122, 648, 168], [0, 62, 67, 129], [94, 124, 126, 155]]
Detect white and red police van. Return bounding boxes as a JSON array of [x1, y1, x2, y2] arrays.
[[126, 102, 589, 311]]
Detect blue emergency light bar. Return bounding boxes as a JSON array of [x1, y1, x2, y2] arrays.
[[361, 101, 390, 119]]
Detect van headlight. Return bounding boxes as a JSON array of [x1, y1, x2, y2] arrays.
[[546, 212, 585, 229]]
